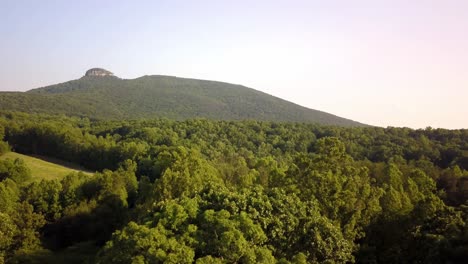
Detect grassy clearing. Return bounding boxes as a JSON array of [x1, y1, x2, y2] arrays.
[[0, 152, 93, 181]]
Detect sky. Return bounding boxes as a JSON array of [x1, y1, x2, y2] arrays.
[[1, 0, 467, 129]]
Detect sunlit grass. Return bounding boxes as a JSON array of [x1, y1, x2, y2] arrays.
[[0, 152, 93, 181]]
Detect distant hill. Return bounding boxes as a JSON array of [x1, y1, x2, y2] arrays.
[[0, 68, 365, 126]]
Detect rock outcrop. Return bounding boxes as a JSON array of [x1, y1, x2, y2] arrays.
[[85, 68, 114, 77]]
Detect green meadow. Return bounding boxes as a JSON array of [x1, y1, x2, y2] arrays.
[[0, 151, 93, 181]]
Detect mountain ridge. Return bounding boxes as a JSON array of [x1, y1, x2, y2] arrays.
[[0, 69, 366, 126]]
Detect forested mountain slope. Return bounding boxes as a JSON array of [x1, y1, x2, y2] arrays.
[[0, 70, 364, 126]]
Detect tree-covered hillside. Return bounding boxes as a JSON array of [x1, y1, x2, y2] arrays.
[[0, 74, 364, 126], [0, 112, 466, 263]]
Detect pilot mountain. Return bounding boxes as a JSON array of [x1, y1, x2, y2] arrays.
[[0, 68, 363, 126]]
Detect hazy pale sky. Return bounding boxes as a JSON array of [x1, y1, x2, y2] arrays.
[[1, 0, 467, 128]]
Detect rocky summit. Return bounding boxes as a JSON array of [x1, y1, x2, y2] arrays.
[[85, 68, 114, 77]]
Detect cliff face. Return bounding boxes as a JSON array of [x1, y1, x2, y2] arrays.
[[85, 68, 114, 77]]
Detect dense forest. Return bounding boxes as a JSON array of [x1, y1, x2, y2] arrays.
[[0, 111, 467, 263], [0, 74, 362, 126]]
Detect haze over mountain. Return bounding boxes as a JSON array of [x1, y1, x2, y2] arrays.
[[0, 68, 364, 126]]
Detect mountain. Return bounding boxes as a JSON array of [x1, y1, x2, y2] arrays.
[[0, 68, 365, 126]]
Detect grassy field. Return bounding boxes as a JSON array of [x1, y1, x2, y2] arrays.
[[0, 152, 93, 181]]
